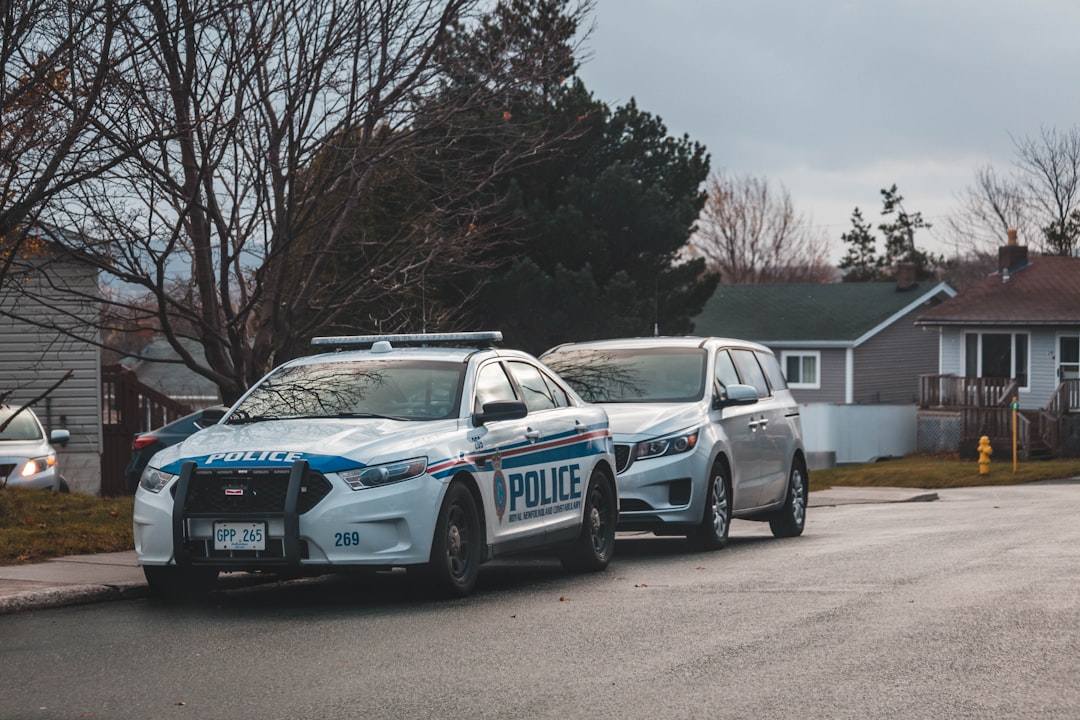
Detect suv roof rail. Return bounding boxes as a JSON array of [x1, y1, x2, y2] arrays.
[[311, 331, 503, 350]]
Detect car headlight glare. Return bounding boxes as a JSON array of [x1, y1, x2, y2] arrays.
[[139, 467, 177, 493], [341, 457, 427, 490], [635, 429, 699, 461], [20, 452, 56, 477]]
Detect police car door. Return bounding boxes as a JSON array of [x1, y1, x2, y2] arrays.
[[469, 360, 568, 547]]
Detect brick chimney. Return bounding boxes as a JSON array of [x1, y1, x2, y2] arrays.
[[998, 227, 1028, 274]]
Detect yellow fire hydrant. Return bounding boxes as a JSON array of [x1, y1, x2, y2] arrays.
[[978, 435, 993, 475]]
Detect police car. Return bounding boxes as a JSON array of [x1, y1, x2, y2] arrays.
[[133, 332, 617, 599]]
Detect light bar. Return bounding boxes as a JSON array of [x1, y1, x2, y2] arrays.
[[311, 331, 503, 349]]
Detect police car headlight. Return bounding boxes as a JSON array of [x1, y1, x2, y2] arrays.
[[20, 452, 56, 477], [340, 457, 427, 490], [635, 429, 699, 461], [139, 466, 177, 493]]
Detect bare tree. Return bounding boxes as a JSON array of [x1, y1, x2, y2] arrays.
[[946, 164, 1032, 256], [0, 0, 130, 275], [691, 172, 833, 284], [948, 126, 1080, 256], [1014, 126, 1080, 256], [3, 0, 590, 402]]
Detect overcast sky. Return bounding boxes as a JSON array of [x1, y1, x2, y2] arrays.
[[577, 0, 1080, 260]]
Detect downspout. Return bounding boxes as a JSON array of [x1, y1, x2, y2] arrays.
[[845, 347, 854, 404]]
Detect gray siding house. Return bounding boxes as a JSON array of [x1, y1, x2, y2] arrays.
[[693, 279, 957, 405], [915, 231, 1080, 458], [692, 279, 957, 466], [1, 246, 102, 493]]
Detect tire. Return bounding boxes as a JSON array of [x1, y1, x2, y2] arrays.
[[143, 565, 219, 602], [689, 461, 731, 551], [57, 476, 70, 494], [769, 458, 807, 538], [559, 469, 617, 573], [419, 482, 482, 597]]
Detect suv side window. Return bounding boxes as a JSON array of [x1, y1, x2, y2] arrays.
[[731, 348, 771, 398], [714, 349, 740, 388], [507, 361, 558, 412], [474, 362, 518, 413], [755, 351, 788, 392]]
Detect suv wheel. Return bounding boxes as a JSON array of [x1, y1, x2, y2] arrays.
[[689, 461, 731, 551]]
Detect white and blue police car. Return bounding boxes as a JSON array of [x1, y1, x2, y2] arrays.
[[133, 332, 617, 598]]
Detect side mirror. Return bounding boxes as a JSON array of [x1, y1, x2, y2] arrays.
[[195, 406, 228, 428], [716, 383, 759, 408], [473, 400, 528, 426], [50, 429, 71, 448]]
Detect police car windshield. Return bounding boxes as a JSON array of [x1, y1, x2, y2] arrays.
[[543, 348, 706, 403], [229, 360, 465, 422]]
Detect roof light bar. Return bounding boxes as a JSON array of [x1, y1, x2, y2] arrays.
[[311, 331, 503, 349]]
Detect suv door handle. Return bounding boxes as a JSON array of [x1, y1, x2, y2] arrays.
[[574, 420, 588, 433], [525, 427, 541, 442]]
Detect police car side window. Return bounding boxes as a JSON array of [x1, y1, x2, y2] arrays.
[[541, 370, 571, 408], [507, 361, 558, 412], [474, 362, 518, 413], [731, 348, 771, 398]]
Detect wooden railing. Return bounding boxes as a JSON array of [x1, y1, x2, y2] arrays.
[[919, 375, 1014, 409], [921, 377, 1080, 459]]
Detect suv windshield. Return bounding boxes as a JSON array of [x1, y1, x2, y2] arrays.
[[544, 348, 706, 403], [229, 359, 465, 422], [0, 409, 43, 441]]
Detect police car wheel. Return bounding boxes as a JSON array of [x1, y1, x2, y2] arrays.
[[422, 481, 481, 597], [559, 469, 616, 573], [769, 458, 807, 539], [689, 461, 731, 551], [143, 565, 219, 602]]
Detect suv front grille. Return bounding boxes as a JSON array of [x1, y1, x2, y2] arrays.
[[177, 467, 332, 514]]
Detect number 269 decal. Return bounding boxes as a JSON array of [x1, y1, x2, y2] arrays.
[[335, 530, 361, 547]]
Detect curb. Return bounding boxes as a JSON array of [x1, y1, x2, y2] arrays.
[[0, 582, 150, 615]]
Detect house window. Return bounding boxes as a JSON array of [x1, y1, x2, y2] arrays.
[[781, 351, 820, 389], [962, 332, 1029, 389], [1060, 336, 1079, 380]]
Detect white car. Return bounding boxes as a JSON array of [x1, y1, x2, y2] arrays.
[[541, 337, 807, 550], [0, 406, 70, 492], [134, 332, 617, 599]]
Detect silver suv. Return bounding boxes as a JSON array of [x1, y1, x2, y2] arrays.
[[542, 337, 807, 549]]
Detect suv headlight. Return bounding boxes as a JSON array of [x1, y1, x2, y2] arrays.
[[20, 452, 57, 477], [139, 466, 177, 493], [634, 429, 700, 461], [340, 457, 427, 490]]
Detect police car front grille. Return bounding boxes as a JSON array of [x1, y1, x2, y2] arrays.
[[180, 467, 333, 515], [614, 445, 633, 474]]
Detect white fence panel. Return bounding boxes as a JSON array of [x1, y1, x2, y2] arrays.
[[799, 403, 917, 468]]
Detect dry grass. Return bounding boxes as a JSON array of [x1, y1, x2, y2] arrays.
[[810, 454, 1080, 492], [0, 487, 134, 565]]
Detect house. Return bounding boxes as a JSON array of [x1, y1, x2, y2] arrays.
[[915, 229, 1080, 458], [692, 274, 957, 466], [0, 241, 102, 494]]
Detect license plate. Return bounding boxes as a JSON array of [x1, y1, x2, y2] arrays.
[[214, 522, 266, 551]]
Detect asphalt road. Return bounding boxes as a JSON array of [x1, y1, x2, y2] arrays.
[[2, 481, 1079, 720]]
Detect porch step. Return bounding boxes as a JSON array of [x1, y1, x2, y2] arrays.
[[1025, 439, 1054, 461]]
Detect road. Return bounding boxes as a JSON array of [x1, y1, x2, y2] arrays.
[[2, 482, 1079, 720]]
